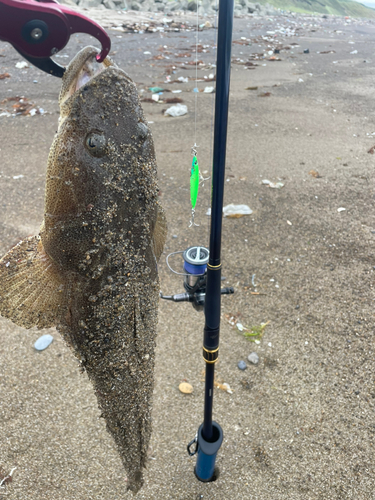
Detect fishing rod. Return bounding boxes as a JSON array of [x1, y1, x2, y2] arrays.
[[161, 0, 234, 482]]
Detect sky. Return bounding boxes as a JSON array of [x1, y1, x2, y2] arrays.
[[353, 0, 375, 7]]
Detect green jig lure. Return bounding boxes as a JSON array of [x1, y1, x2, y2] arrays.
[[190, 155, 200, 227]]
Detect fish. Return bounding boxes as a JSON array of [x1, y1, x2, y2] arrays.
[[0, 46, 167, 493]]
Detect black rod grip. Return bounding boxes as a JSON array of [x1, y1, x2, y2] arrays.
[[203, 265, 222, 350]]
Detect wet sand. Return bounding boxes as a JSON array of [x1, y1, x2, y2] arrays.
[[1, 13, 375, 500]]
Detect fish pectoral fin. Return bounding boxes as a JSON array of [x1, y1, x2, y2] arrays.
[[0, 235, 66, 329], [152, 204, 167, 263]]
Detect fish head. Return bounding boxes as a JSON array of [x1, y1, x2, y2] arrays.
[[42, 47, 158, 272], [58, 46, 153, 159]]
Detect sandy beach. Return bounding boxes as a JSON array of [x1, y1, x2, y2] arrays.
[[1, 11, 375, 499]]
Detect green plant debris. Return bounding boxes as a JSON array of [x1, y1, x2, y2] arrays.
[[237, 320, 270, 342]]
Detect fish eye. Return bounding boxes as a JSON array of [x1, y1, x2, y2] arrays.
[[85, 132, 107, 157]]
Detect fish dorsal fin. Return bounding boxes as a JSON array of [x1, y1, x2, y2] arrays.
[[152, 204, 167, 263], [0, 236, 66, 329]]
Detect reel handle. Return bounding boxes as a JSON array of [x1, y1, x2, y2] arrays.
[[159, 293, 193, 303], [159, 287, 234, 305]]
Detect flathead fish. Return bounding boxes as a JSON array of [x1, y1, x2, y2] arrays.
[[0, 47, 167, 493]]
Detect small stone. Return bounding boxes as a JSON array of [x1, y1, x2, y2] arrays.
[[15, 61, 29, 69], [187, 0, 197, 10], [238, 360, 247, 370], [248, 352, 259, 365], [34, 334, 54, 351], [179, 382, 193, 394], [130, 0, 141, 9], [78, 0, 102, 7], [222, 383, 233, 394], [103, 0, 116, 8]]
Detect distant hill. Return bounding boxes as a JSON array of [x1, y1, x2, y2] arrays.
[[255, 0, 375, 17]]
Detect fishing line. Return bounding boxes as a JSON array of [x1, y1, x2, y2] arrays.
[[194, 0, 199, 150], [189, 0, 200, 228], [189, 0, 217, 232]]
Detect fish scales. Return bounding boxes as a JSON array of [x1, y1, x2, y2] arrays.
[[0, 46, 167, 493]]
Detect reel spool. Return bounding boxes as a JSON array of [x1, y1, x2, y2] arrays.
[[183, 246, 209, 275], [183, 245, 208, 288], [183, 246, 209, 311]]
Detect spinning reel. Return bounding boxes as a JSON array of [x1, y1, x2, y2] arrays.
[[160, 245, 234, 311]]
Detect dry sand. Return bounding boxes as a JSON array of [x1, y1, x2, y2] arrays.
[[1, 12, 375, 500]]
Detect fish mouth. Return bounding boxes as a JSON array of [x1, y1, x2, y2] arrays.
[[59, 46, 114, 106]]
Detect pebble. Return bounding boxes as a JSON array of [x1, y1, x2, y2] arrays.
[[15, 61, 28, 69], [34, 334, 54, 351], [179, 382, 193, 394], [238, 360, 247, 370], [248, 352, 259, 365]]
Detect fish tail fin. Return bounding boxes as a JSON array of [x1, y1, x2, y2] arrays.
[[0, 236, 66, 329], [126, 470, 144, 494]]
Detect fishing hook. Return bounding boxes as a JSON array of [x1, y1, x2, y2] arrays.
[[199, 173, 210, 186], [189, 209, 199, 228]]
